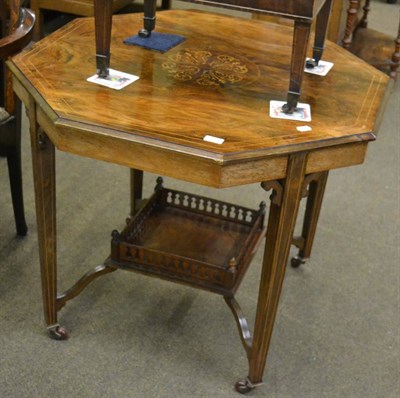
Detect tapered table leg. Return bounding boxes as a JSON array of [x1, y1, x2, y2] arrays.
[[307, 0, 333, 68], [94, 0, 113, 77], [28, 96, 68, 340], [130, 168, 144, 216], [139, 0, 158, 38], [283, 21, 312, 113], [236, 153, 307, 393], [291, 171, 329, 267]]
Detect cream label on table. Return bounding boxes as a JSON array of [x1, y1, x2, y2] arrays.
[[296, 125, 312, 132], [203, 135, 225, 144]]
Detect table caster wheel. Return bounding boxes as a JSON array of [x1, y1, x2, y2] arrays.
[[47, 325, 69, 340], [138, 29, 151, 38], [282, 102, 295, 114], [291, 255, 306, 268], [306, 58, 318, 69], [235, 379, 255, 394]]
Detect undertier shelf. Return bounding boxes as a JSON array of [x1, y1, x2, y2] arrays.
[[350, 27, 400, 78], [107, 180, 267, 295]]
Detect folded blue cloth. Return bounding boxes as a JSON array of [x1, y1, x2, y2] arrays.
[[124, 32, 186, 53]]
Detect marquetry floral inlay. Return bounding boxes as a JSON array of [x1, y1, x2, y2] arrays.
[[162, 50, 249, 87]]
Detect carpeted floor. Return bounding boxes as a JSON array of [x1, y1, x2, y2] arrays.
[[0, 1, 399, 397]]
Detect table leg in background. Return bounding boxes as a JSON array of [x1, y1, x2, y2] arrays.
[[310, 0, 333, 64], [291, 170, 329, 267], [130, 168, 144, 216]]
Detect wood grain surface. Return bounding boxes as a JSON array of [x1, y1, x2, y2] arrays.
[[8, 10, 390, 186]]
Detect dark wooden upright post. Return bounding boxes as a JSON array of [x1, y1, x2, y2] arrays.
[[138, 0, 158, 38], [390, 19, 400, 79], [94, 0, 113, 77], [309, 0, 333, 65], [360, 0, 371, 28], [282, 20, 312, 113], [130, 169, 144, 216], [7, 96, 28, 236]]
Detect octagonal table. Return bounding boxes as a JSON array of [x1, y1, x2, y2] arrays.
[[8, 10, 390, 394]]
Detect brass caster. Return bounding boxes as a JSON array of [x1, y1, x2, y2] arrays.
[[305, 58, 318, 69], [47, 325, 69, 340], [235, 379, 256, 394], [282, 102, 295, 115], [138, 29, 151, 38], [291, 255, 306, 268]]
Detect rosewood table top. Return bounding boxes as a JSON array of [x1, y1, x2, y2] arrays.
[[9, 10, 388, 187]]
